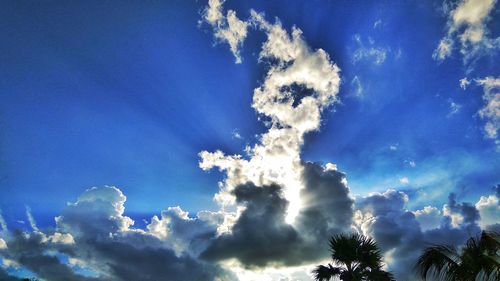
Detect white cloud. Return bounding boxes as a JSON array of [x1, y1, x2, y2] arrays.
[[460, 77, 470, 89], [414, 206, 442, 231], [203, 0, 248, 63], [351, 76, 363, 98], [433, 37, 454, 60], [231, 129, 242, 139], [434, 0, 499, 64], [447, 99, 462, 117], [0, 238, 7, 250], [442, 203, 464, 227], [325, 162, 337, 171], [399, 177, 410, 185], [403, 159, 416, 168], [47, 232, 75, 245], [352, 35, 388, 65], [0, 211, 7, 232], [201, 9, 341, 224], [475, 194, 499, 228], [475, 77, 500, 142], [25, 206, 39, 232]]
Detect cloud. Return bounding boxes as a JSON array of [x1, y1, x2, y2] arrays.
[[1, 1, 498, 280], [413, 206, 442, 231], [231, 129, 242, 139], [475, 77, 500, 144], [203, 0, 249, 63], [201, 183, 303, 267], [460, 77, 471, 89], [1, 184, 496, 281], [351, 35, 388, 65], [351, 76, 363, 98], [447, 98, 462, 117], [354, 189, 483, 280], [200, 9, 349, 268], [146, 206, 223, 256], [0, 238, 7, 249], [433, 0, 499, 64], [0, 230, 99, 281], [0, 210, 7, 232], [200, 9, 341, 227], [1, 186, 233, 281], [475, 192, 500, 229], [201, 163, 353, 268], [399, 177, 410, 185], [25, 206, 39, 232]]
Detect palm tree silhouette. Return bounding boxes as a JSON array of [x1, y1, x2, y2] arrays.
[[415, 231, 500, 281], [313, 233, 395, 281]]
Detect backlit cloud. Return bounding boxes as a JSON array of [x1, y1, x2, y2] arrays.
[[0, 1, 498, 281]]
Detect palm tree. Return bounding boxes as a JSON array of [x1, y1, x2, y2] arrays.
[[313, 233, 395, 281], [415, 231, 500, 281]]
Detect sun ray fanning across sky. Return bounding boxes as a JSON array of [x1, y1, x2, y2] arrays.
[[0, 0, 498, 280]]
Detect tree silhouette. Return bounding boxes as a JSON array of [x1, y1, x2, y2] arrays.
[[313, 233, 395, 281], [415, 231, 500, 281]]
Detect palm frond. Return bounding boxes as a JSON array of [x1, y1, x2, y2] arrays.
[[312, 264, 342, 281], [415, 244, 460, 281], [329, 233, 383, 270]]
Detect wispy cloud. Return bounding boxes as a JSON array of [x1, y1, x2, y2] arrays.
[[399, 176, 410, 185], [433, 0, 499, 65], [352, 35, 388, 65], [447, 98, 462, 117], [202, 0, 248, 63], [25, 206, 39, 232], [0, 210, 7, 232], [351, 75, 364, 98], [475, 77, 500, 146], [460, 77, 471, 90]]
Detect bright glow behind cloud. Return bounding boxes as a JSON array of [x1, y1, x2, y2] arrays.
[[200, 8, 341, 224]]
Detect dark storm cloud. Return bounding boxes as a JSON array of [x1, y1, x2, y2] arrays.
[[201, 162, 354, 268]]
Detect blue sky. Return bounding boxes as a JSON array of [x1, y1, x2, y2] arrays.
[[1, 0, 497, 221], [0, 0, 499, 280]]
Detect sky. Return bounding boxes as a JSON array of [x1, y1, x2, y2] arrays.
[[0, 0, 499, 280]]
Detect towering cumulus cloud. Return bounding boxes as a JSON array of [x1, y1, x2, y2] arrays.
[[199, 3, 352, 271], [200, 8, 342, 224]]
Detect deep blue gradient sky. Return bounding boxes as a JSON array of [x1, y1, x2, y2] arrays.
[[1, 0, 498, 228]]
